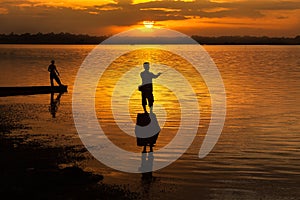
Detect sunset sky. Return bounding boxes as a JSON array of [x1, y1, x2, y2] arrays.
[[0, 0, 299, 36]]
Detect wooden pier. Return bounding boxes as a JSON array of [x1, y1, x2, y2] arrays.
[[0, 85, 68, 97]]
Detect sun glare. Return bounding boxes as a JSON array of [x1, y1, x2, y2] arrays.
[[143, 21, 155, 29]]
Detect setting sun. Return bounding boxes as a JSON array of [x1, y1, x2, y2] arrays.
[[143, 21, 155, 29]]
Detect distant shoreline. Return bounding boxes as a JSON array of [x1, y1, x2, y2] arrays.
[[0, 43, 300, 46], [0, 33, 299, 45]]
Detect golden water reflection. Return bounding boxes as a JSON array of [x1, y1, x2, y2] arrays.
[[95, 48, 211, 153]]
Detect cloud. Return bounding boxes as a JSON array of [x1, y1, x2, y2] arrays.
[[0, 7, 9, 14], [277, 16, 288, 19], [0, 0, 299, 36]]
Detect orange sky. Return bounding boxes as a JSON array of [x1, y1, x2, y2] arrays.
[[0, 0, 299, 36]]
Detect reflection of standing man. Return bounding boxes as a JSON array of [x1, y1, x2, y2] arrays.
[[140, 62, 161, 113], [48, 60, 62, 87], [140, 152, 155, 182], [49, 92, 63, 118]]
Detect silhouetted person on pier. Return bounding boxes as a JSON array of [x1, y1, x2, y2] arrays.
[[139, 62, 161, 113], [48, 60, 62, 87]]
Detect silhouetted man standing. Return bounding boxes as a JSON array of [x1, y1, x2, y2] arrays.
[[140, 62, 161, 113], [48, 60, 62, 87]]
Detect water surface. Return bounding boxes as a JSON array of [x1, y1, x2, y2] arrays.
[[0, 44, 299, 199]]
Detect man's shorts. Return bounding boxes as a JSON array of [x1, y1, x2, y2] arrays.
[[142, 91, 154, 107]]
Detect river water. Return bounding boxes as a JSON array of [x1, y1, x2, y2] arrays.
[[0, 44, 299, 199]]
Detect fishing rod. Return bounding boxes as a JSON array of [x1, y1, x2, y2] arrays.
[[158, 67, 173, 75]]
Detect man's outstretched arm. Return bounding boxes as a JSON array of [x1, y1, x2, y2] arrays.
[[153, 72, 162, 78]]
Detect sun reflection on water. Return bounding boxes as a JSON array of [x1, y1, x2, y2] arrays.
[[95, 47, 211, 153]]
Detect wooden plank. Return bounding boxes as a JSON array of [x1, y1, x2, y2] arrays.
[[0, 85, 68, 97]]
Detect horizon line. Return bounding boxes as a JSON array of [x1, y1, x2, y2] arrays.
[[0, 32, 299, 38]]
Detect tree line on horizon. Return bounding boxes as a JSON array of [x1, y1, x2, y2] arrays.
[[0, 32, 299, 45]]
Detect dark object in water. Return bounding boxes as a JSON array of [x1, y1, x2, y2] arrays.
[[0, 85, 68, 97], [135, 113, 160, 147]]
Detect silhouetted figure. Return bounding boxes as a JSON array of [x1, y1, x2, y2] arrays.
[[139, 62, 161, 113], [49, 92, 63, 118], [48, 60, 62, 87], [135, 112, 160, 153]]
